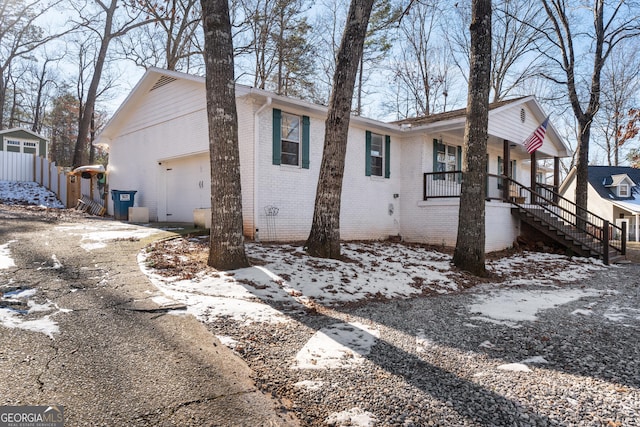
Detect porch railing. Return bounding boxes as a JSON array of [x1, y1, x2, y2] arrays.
[[422, 171, 626, 263], [422, 171, 529, 201]]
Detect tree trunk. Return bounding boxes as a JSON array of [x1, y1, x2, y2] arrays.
[[575, 118, 591, 224], [201, 0, 249, 270], [452, 0, 491, 276], [304, 0, 375, 259], [72, 1, 115, 168]]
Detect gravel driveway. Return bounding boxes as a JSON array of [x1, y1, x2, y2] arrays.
[[144, 236, 640, 426]]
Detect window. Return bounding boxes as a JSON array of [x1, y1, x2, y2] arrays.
[[433, 139, 460, 181], [3, 138, 39, 155], [281, 113, 300, 166], [365, 131, 390, 178], [272, 109, 310, 169], [619, 184, 629, 197], [370, 133, 383, 176], [497, 157, 517, 188]]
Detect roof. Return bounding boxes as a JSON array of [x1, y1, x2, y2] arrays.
[[0, 127, 48, 142], [95, 68, 571, 158], [588, 165, 640, 203], [392, 97, 529, 126]]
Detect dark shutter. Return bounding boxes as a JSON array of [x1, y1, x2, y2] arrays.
[[457, 145, 462, 183], [384, 135, 391, 178], [302, 115, 310, 169], [433, 139, 443, 180], [365, 131, 372, 176], [272, 109, 281, 165]]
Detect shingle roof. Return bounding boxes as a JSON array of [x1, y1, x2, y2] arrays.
[[588, 166, 640, 200], [392, 97, 529, 126]]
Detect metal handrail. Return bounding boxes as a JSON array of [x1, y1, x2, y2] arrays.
[[501, 176, 625, 262], [422, 171, 626, 262]]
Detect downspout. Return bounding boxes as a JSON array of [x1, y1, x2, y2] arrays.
[[253, 96, 272, 240]]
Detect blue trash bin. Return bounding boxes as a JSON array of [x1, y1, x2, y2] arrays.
[[111, 190, 137, 220]]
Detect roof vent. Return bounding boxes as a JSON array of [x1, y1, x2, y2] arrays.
[[151, 75, 177, 91], [520, 108, 526, 123]]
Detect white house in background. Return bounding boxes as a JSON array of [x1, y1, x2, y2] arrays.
[[560, 166, 640, 242], [95, 67, 571, 252]]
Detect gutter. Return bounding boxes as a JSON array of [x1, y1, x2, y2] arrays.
[[253, 96, 272, 239]]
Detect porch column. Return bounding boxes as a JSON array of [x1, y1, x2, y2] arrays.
[[530, 151, 537, 203], [554, 156, 560, 202], [636, 214, 639, 242], [503, 140, 510, 201]]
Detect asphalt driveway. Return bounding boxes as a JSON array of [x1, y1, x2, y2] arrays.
[[0, 205, 298, 426]]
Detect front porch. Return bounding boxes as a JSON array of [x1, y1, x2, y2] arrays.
[[420, 171, 626, 264]]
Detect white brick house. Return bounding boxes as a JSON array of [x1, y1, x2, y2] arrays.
[[97, 68, 571, 252]]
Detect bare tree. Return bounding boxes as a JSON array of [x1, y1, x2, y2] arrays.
[[70, 0, 155, 168], [389, 0, 451, 117], [453, 0, 491, 276], [311, 0, 348, 104], [0, 0, 67, 129], [596, 43, 640, 165], [538, 0, 640, 214], [200, 0, 249, 270], [119, 0, 204, 73], [28, 51, 62, 133], [305, 0, 375, 259], [447, 0, 546, 102]]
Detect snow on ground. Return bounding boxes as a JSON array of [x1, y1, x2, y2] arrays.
[[292, 322, 380, 370], [56, 222, 163, 251], [0, 287, 69, 339], [468, 288, 604, 324], [0, 241, 17, 269], [0, 180, 64, 208], [140, 237, 614, 377]]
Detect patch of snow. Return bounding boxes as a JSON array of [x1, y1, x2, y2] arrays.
[[293, 322, 380, 370], [521, 356, 549, 364], [56, 222, 162, 252], [603, 305, 640, 323], [571, 308, 593, 316], [0, 289, 68, 338], [216, 335, 239, 349], [468, 288, 603, 323], [0, 180, 64, 208], [325, 407, 378, 427], [479, 340, 496, 349], [0, 241, 17, 269], [497, 363, 532, 372]]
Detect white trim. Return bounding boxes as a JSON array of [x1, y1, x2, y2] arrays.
[[3, 137, 39, 156]]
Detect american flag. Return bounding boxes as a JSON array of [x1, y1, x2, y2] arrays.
[[524, 116, 549, 154]]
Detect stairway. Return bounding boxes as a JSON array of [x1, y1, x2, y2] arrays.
[[511, 205, 626, 264]]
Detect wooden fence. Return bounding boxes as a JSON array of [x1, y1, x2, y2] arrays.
[[0, 151, 105, 210]]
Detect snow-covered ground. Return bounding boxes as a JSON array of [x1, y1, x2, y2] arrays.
[[138, 237, 614, 371], [0, 180, 64, 208]]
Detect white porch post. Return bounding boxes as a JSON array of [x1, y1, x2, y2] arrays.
[[636, 214, 639, 242]]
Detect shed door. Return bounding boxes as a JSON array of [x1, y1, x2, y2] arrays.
[[164, 154, 210, 222]]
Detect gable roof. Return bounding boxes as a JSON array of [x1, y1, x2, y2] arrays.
[[587, 166, 640, 201], [392, 97, 529, 126], [95, 67, 570, 159], [0, 127, 48, 142], [606, 173, 636, 188]]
